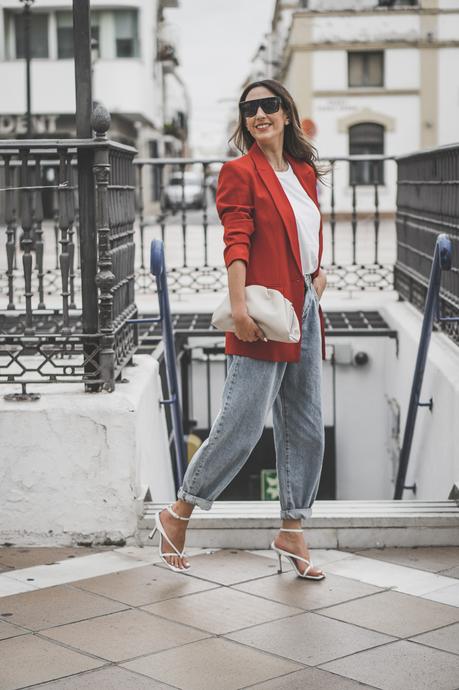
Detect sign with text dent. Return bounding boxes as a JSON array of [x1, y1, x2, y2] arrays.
[[0, 115, 58, 136]]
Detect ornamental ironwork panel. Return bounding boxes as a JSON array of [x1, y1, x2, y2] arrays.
[[0, 108, 138, 390], [133, 154, 396, 296]]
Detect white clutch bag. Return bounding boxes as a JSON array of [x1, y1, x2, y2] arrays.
[[211, 285, 300, 343]]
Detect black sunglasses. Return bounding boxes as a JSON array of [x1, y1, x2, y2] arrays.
[[239, 96, 282, 119]]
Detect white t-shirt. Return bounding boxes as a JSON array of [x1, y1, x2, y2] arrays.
[[274, 163, 320, 277]]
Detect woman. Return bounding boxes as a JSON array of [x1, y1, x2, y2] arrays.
[[149, 79, 328, 579]]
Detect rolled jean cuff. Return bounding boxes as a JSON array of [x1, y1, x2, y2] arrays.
[[177, 487, 213, 511], [280, 507, 313, 520]]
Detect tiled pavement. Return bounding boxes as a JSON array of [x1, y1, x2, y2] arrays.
[[0, 546, 458, 690]]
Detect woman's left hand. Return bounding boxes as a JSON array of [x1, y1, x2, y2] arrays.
[[312, 267, 327, 301]]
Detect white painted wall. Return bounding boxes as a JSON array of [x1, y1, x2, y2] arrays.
[[0, 356, 175, 545], [385, 49, 420, 90], [311, 13, 420, 44], [332, 337, 393, 499], [438, 48, 459, 145], [380, 299, 459, 501]]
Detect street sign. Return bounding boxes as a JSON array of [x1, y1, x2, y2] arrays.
[[261, 469, 279, 501]]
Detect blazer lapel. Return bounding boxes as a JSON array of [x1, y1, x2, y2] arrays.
[[248, 143, 303, 276]]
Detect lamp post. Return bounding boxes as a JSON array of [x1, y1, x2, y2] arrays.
[[19, 0, 35, 138]]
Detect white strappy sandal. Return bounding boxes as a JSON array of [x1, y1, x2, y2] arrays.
[[148, 504, 191, 573], [270, 527, 326, 580]]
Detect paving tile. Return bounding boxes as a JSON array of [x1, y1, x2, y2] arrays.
[[122, 636, 303, 690], [42, 608, 208, 662], [243, 667, 377, 689], [354, 546, 459, 574], [320, 589, 459, 637], [143, 585, 303, 635], [0, 584, 127, 631], [0, 573, 38, 596], [248, 548, 353, 568], [115, 545, 207, 564], [233, 571, 384, 611], [0, 546, 108, 571], [72, 563, 217, 606], [170, 548, 291, 585], [319, 639, 459, 690], [2, 551, 149, 590], [441, 565, 459, 579], [409, 621, 459, 655], [17, 666, 172, 689], [0, 619, 28, 640], [226, 611, 395, 666], [36, 665, 180, 689], [0, 634, 104, 690], [421, 581, 459, 607], [324, 552, 455, 596]]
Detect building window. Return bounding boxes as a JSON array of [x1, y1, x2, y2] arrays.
[[348, 51, 384, 88], [57, 11, 100, 60], [378, 1, 418, 6], [57, 12, 73, 59], [14, 12, 48, 58], [91, 16, 101, 59], [115, 10, 139, 57], [349, 123, 385, 185]]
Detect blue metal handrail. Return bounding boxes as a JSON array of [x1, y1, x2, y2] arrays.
[[394, 233, 458, 499], [128, 239, 188, 487]]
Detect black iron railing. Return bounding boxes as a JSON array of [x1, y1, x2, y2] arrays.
[[0, 108, 137, 391], [396, 144, 459, 346], [1, 154, 397, 304], [134, 154, 397, 295]]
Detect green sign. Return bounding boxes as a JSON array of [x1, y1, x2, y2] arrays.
[[261, 469, 279, 500]]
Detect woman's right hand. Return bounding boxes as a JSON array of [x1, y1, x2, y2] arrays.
[[233, 311, 267, 342]]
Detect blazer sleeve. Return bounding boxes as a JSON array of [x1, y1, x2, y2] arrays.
[[216, 161, 255, 268]]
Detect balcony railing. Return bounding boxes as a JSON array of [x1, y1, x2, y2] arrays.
[[3, 146, 456, 390], [396, 144, 459, 346], [0, 111, 137, 391], [134, 154, 397, 295]]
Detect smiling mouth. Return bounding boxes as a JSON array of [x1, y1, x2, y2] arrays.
[[255, 123, 271, 130]]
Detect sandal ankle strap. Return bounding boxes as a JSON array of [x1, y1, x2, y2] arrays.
[[279, 527, 303, 532], [167, 504, 190, 521]]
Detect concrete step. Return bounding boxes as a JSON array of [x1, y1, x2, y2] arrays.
[[138, 500, 459, 549]]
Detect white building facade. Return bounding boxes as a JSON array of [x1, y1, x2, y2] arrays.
[[261, 0, 459, 214], [0, 0, 188, 157]]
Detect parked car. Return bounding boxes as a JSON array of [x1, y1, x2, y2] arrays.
[[164, 171, 205, 212]]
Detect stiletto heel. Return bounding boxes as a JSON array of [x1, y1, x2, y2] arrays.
[[149, 504, 191, 573], [277, 552, 283, 574], [270, 527, 325, 580]]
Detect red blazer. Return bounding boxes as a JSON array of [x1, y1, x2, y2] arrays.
[[216, 141, 326, 362]]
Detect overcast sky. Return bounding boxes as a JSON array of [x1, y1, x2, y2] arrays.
[[164, 0, 276, 157]]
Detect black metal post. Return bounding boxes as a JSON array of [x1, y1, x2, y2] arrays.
[[20, 0, 34, 137], [73, 0, 100, 389]]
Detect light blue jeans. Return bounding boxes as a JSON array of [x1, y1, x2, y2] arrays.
[[177, 276, 325, 519]]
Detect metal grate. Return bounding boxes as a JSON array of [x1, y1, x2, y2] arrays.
[[135, 310, 397, 354]]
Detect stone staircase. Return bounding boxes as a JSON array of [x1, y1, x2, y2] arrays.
[[138, 500, 459, 549]]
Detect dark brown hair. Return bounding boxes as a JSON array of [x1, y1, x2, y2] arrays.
[[229, 79, 328, 181]]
